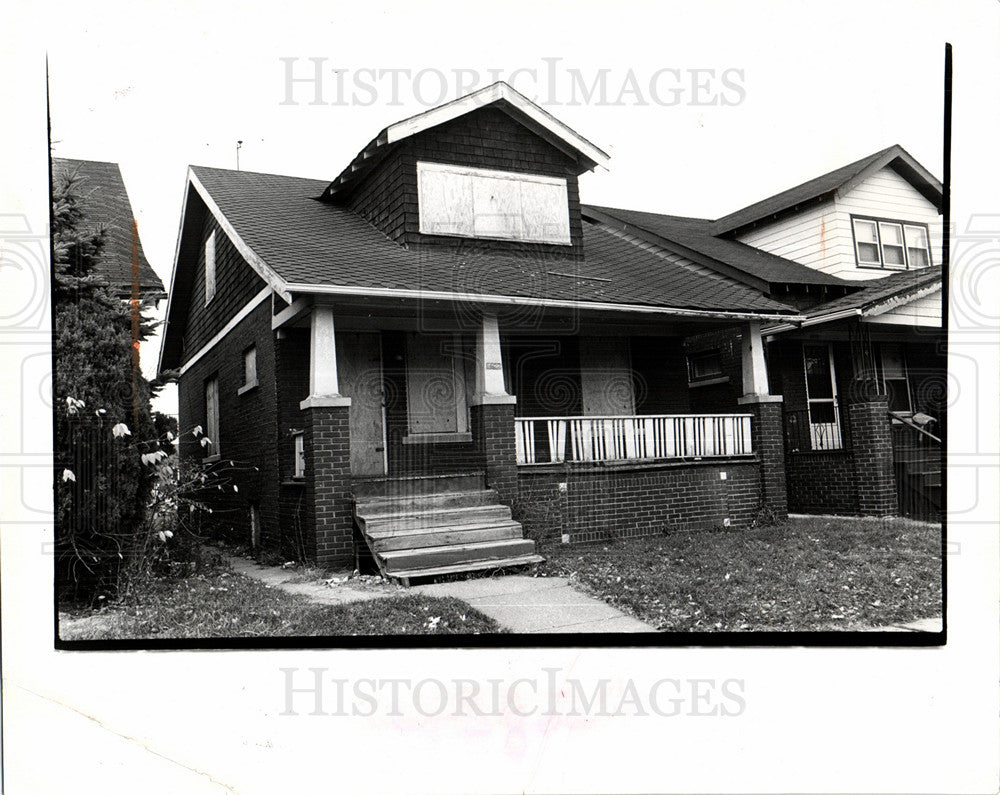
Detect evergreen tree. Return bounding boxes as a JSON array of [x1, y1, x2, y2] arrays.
[[53, 165, 159, 598]]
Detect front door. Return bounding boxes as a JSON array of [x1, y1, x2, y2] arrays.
[[338, 331, 386, 475]]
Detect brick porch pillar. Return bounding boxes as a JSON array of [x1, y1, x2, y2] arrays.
[[300, 305, 354, 567], [471, 401, 518, 506], [471, 313, 518, 505], [847, 397, 898, 516], [302, 404, 353, 566], [738, 321, 787, 519], [739, 395, 788, 519]]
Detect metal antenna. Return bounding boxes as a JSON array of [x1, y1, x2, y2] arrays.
[[236, 140, 243, 170]]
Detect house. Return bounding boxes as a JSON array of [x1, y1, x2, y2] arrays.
[[589, 145, 945, 520], [158, 82, 810, 578], [51, 158, 166, 300]]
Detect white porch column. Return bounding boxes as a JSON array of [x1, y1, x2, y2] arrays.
[[471, 313, 516, 405], [300, 306, 352, 409], [739, 320, 772, 398]]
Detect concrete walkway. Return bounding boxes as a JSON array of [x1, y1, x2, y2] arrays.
[[411, 575, 655, 634], [222, 552, 653, 633]]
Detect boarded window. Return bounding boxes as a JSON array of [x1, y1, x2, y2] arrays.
[[293, 432, 305, 477], [417, 161, 571, 245], [204, 376, 219, 456], [243, 346, 257, 388], [405, 333, 467, 435], [205, 230, 217, 304]]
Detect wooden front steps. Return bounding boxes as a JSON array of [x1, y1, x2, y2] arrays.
[[352, 472, 544, 583]]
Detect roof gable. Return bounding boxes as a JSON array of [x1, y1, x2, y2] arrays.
[[322, 81, 610, 201], [52, 158, 165, 297], [714, 145, 943, 236]]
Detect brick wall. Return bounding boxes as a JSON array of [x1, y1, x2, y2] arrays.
[[786, 452, 858, 514], [177, 298, 280, 547], [342, 106, 584, 261], [517, 460, 761, 544]]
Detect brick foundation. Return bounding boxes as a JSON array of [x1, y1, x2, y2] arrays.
[[848, 397, 898, 516], [517, 460, 761, 544]]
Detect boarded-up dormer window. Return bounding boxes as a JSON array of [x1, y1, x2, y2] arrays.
[[205, 230, 217, 304], [417, 161, 571, 245]]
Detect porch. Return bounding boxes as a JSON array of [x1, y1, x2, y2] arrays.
[[769, 325, 945, 520], [276, 297, 787, 570]]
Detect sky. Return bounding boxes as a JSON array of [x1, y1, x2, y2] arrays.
[[23, 1, 996, 418]]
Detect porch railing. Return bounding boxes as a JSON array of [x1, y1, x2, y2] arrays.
[[514, 414, 754, 465], [784, 399, 850, 452]]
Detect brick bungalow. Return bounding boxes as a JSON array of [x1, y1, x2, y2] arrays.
[[158, 84, 942, 579]]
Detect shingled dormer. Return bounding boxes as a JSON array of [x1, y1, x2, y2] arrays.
[[320, 82, 610, 260]]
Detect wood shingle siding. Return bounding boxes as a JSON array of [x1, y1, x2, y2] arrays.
[[181, 213, 269, 364], [342, 107, 584, 260]]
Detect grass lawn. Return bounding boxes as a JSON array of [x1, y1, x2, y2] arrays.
[[540, 516, 943, 631], [59, 567, 501, 639]]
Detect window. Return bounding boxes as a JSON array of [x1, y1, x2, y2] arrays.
[[293, 432, 305, 478], [240, 345, 257, 391], [417, 161, 571, 245], [851, 217, 931, 270], [204, 376, 220, 457], [204, 230, 217, 304], [876, 343, 912, 413], [904, 225, 930, 268], [803, 344, 842, 450], [687, 350, 724, 381]]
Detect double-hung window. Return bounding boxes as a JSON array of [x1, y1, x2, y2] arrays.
[[851, 217, 931, 271]]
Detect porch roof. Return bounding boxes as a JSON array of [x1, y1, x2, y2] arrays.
[[763, 266, 942, 333], [186, 165, 799, 317]]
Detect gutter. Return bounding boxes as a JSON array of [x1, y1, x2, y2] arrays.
[[282, 282, 805, 323]]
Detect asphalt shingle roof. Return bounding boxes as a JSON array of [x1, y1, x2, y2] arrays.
[[52, 158, 165, 296], [796, 265, 942, 319], [713, 144, 942, 235], [190, 165, 796, 315], [584, 205, 847, 288]]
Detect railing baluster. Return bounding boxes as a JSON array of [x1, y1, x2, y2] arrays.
[[515, 413, 756, 464]]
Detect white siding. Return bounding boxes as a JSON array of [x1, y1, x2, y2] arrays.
[[834, 167, 942, 280], [735, 199, 842, 275], [863, 289, 942, 327], [736, 166, 941, 283]]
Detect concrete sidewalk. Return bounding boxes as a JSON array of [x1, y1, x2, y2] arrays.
[[223, 551, 654, 633], [411, 575, 655, 634]]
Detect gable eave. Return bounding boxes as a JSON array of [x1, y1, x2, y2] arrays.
[[158, 168, 292, 374]]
